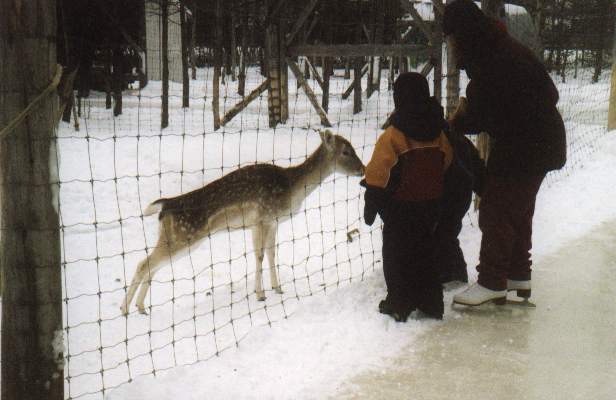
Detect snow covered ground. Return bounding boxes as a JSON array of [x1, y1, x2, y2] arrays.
[[0, 62, 613, 400], [106, 122, 616, 400]]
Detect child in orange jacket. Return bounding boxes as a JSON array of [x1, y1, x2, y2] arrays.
[[362, 72, 453, 321]]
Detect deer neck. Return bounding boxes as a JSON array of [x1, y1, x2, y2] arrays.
[[288, 144, 334, 196]]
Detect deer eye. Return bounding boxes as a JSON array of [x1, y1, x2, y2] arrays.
[[342, 149, 352, 156]]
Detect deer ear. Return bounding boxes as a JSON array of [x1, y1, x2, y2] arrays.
[[319, 129, 335, 147]]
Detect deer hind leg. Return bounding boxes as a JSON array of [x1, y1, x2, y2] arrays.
[[263, 222, 282, 294], [122, 215, 186, 315], [121, 242, 173, 315], [133, 243, 184, 314], [251, 223, 266, 301]]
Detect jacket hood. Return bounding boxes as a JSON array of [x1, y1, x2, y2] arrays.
[[390, 97, 444, 142]]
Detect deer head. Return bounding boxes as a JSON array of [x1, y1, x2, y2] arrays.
[[318, 129, 365, 177]]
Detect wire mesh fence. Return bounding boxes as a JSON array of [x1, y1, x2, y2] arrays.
[[1, 0, 613, 399]]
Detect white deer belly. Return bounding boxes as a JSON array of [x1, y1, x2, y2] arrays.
[[206, 201, 265, 233]]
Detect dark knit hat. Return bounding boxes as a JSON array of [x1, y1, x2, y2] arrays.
[[442, 0, 488, 37], [393, 72, 430, 111], [390, 72, 443, 141]]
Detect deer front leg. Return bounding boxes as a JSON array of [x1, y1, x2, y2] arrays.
[[264, 222, 282, 294], [251, 223, 266, 301]]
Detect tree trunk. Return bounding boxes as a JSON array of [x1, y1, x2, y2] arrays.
[[0, 0, 64, 398], [161, 0, 169, 128]]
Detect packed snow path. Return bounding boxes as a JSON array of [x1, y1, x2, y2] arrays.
[[336, 219, 616, 400]]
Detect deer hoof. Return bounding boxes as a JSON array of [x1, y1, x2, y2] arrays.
[[274, 287, 283, 295], [137, 305, 148, 315], [256, 292, 266, 301], [120, 305, 129, 316]]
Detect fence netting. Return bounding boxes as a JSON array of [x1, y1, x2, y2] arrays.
[[48, 0, 615, 398]]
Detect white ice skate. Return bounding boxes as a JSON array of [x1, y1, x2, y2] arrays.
[[452, 283, 506, 306], [506, 279, 535, 307]]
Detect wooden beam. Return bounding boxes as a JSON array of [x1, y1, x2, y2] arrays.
[[287, 58, 332, 126], [400, 1, 433, 42], [222, 79, 270, 126], [285, 0, 320, 46], [341, 63, 369, 100], [305, 57, 325, 90], [420, 59, 434, 76], [288, 44, 428, 58]]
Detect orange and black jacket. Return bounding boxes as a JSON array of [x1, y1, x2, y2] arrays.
[[362, 126, 453, 225]]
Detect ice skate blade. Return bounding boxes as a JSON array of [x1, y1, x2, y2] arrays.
[[505, 299, 536, 308], [452, 297, 507, 307]]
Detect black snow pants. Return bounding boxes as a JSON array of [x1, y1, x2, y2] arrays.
[[434, 183, 472, 283], [381, 199, 443, 318]]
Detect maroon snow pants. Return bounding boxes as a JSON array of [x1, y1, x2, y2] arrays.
[[476, 174, 545, 291]]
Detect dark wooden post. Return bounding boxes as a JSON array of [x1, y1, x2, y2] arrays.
[[161, 0, 169, 129], [322, 58, 332, 113], [609, 1, 616, 130], [353, 57, 363, 114], [230, 0, 238, 81], [112, 47, 123, 116], [0, 0, 64, 398], [445, 0, 460, 118], [367, 1, 384, 98], [190, 0, 197, 80], [432, 0, 444, 103], [265, 3, 283, 127], [213, 0, 223, 129], [105, 48, 112, 109], [279, 12, 289, 123], [180, 1, 190, 108], [238, 1, 248, 96]]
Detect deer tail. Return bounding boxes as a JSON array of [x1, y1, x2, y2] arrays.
[[143, 199, 166, 217]]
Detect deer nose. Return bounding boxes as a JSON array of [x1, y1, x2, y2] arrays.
[[358, 164, 366, 176]]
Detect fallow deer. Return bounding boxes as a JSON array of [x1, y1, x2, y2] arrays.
[[121, 130, 365, 315]]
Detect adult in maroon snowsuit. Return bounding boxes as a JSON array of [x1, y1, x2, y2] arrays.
[[444, 0, 566, 305]]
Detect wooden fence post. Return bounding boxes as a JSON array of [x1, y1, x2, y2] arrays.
[[161, 0, 169, 128], [608, 3, 616, 130], [180, 1, 190, 108], [213, 0, 223, 130], [0, 0, 64, 398], [445, 0, 460, 118], [432, 0, 444, 103], [353, 57, 363, 114]]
